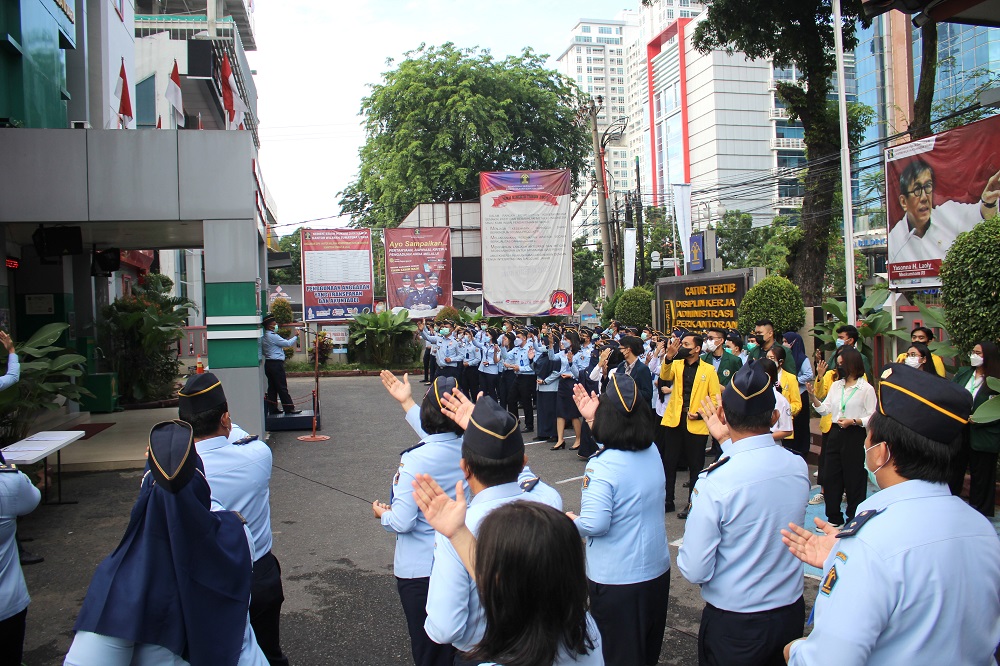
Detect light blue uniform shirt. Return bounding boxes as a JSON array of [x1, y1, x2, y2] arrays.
[[535, 364, 561, 393], [508, 344, 534, 376], [0, 353, 20, 391], [789, 480, 1000, 666], [0, 467, 39, 621], [461, 339, 482, 368], [383, 405, 467, 579], [195, 430, 274, 561], [476, 613, 605, 666], [425, 479, 563, 651], [421, 330, 460, 368], [678, 433, 809, 612], [796, 357, 814, 389], [261, 329, 296, 361], [476, 340, 501, 375], [574, 445, 670, 585]]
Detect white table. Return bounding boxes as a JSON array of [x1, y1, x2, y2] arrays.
[[2, 430, 85, 504]]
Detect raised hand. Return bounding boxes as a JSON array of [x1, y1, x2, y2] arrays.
[[981, 168, 1000, 207], [380, 370, 413, 405], [527, 346, 535, 360], [697, 394, 729, 442], [439, 387, 475, 429], [412, 474, 468, 539], [416, 320, 425, 331], [816, 359, 828, 378], [0, 331, 14, 354], [572, 382, 600, 422], [780, 518, 839, 568], [666, 337, 682, 359]]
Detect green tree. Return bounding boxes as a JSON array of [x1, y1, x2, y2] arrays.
[[639, 206, 684, 286], [713, 210, 798, 275], [691, 0, 869, 305], [339, 43, 592, 229], [737, 275, 805, 335], [573, 237, 603, 304], [941, 215, 1000, 353], [269, 229, 302, 285], [613, 287, 653, 328]]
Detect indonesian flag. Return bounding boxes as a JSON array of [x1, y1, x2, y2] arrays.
[[114, 58, 133, 128], [220, 52, 248, 130], [166, 60, 185, 127], [157, 115, 162, 129]]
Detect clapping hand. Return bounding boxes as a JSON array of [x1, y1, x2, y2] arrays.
[[380, 370, 412, 405], [666, 337, 682, 360], [697, 395, 729, 442], [0, 331, 14, 354], [439, 388, 479, 429], [528, 346, 535, 360], [372, 500, 390, 519], [781, 518, 839, 568], [411, 474, 467, 539], [572, 383, 600, 422]]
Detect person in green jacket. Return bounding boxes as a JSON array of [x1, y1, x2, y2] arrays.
[[700, 328, 743, 387], [747, 319, 796, 373], [949, 341, 1000, 517]]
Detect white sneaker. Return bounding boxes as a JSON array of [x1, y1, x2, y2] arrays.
[[813, 470, 819, 477], [808, 493, 824, 505], [815, 522, 843, 533]]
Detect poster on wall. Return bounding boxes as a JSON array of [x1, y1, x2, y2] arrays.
[[479, 169, 573, 317], [300, 228, 374, 322], [885, 114, 1000, 289], [384, 227, 452, 316]]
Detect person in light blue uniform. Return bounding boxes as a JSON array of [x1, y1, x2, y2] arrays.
[[374, 372, 467, 666], [178, 374, 289, 666], [261, 313, 301, 415], [0, 455, 39, 665], [420, 320, 461, 380], [65, 420, 267, 666], [680, 361, 810, 665], [569, 373, 670, 666], [782, 363, 1000, 666], [532, 335, 562, 444], [0, 330, 20, 393], [503, 330, 535, 432], [549, 330, 586, 451], [424, 396, 562, 662], [460, 328, 482, 399], [474, 328, 502, 403]]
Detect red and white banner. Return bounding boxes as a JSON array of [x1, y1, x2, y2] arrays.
[[885, 114, 1000, 289], [480, 170, 574, 316], [300, 229, 374, 322], [166, 60, 185, 127], [384, 228, 452, 314], [221, 52, 248, 130], [114, 58, 132, 128]]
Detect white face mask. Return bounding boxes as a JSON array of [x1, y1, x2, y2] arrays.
[[970, 354, 984, 367], [703, 339, 718, 353], [904, 356, 922, 369]]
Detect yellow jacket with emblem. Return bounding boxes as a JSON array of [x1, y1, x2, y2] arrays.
[[814, 370, 836, 433], [778, 369, 802, 417], [658, 359, 721, 434]]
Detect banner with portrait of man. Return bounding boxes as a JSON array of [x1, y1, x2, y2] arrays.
[[885, 114, 1000, 289]]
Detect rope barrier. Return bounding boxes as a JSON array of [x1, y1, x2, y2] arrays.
[[271, 464, 372, 505]]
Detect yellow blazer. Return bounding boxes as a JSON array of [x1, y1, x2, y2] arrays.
[[659, 359, 721, 435], [778, 370, 802, 417], [895, 352, 946, 377], [814, 370, 836, 433]]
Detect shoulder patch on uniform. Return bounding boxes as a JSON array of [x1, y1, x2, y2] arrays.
[[232, 434, 259, 446], [698, 456, 730, 476], [723, 369, 731, 377], [233, 511, 247, 525], [399, 442, 426, 456], [392, 471, 401, 486], [835, 551, 848, 563], [820, 564, 838, 596], [582, 475, 590, 490], [836, 508, 882, 538], [0, 463, 17, 473], [520, 477, 540, 493]]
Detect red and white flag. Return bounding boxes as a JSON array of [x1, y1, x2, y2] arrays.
[[114, 58, 133, 128], [197, 112, 203, 130], [165, 60, 185, 127], [220, 52, 248, 130], [157, 115, 162, 129]]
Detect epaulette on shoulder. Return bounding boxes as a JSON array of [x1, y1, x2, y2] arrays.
[[232, 434, 259, 446], [232, 510, 247, 525], [587, 447, 606, 459], [836, 508, 882, 538], [0, 463, 17, 473], [698, 455, 730, 476], [519, 477, 540, 493], [400, 442, 426, 456]]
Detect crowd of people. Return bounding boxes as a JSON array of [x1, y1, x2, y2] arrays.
[[376, 316, 1000, 665]]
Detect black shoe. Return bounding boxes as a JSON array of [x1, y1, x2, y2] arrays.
[[532, 435, 549, 442], [284, 409, 303, 415], [678, 503, 693, 520], [682, 481, 690, 488], [521, 427, 533, 433], [20, 549, 44, 565], [577, 453, 591, 461], [664, 502, 676, 513]]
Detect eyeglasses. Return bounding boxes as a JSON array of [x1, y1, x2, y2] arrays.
[[904, 182, 933, 197]]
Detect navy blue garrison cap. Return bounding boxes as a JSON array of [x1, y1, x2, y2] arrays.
[[876, 363, 972, 444], [148, 420, 198, 493], [464, 397, 524, 459], [722, 361, 776, 416]]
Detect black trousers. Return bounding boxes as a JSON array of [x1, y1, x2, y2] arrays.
[[577, 420, 599, 457], [250, 551, 288, 666], [589, 570, 670, 666], [816, 430, 830, 487], [396, 576, 456, 666], [663, 421, 708, 505], [949, 427, 998, 517], [698, 596, 804, 666], [479, 372, 499, 402], [0, 607, 26, 666], [422, 348, 432, 381], [506, 374, 535, 429], [462, 365, 480, 400], [823, 425, 867, 525], [790, 398, 811, 458], [498, 370, 515, 410], [435, 365, 460, 382], [536, 390, 557, 439], [264, 359, 295, 413]]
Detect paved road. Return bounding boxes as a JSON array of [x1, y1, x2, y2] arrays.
[[20, 375, 817, 665]]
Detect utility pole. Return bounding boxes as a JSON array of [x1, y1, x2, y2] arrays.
[[590, 98, 616, 300], [635, 156, 645, 286]]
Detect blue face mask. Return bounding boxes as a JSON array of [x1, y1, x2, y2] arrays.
[[835, 338, 845, 348], [641, 332, 648, 341], [439, 328, 450, 336], [480, 325, 487, 330], [863, 442, 889, 490]]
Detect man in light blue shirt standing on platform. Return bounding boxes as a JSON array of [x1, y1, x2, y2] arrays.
[[682, 361, 810, 665], [782, 364, 1000, 666], [261, 313, 301, 415]]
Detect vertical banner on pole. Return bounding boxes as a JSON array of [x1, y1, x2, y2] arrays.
[[384, 227, 452, 315], [623, 227, 637, 288], [301, 228, 374, 322], [672, 183, 692, 275], [480, 170, 574, 316]]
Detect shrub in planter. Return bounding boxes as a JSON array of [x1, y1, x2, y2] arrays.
[[737, 276, 804, 335], [612, 287, 653, 328], [350, 310, 419, 366], [434, 306, 463, 323], [941, 215, 1000, 353]]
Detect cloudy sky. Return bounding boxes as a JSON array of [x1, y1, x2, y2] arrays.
[[246, 1, 633, 237]]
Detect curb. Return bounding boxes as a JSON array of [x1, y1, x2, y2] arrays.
[[286, 368, 423, 378]]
